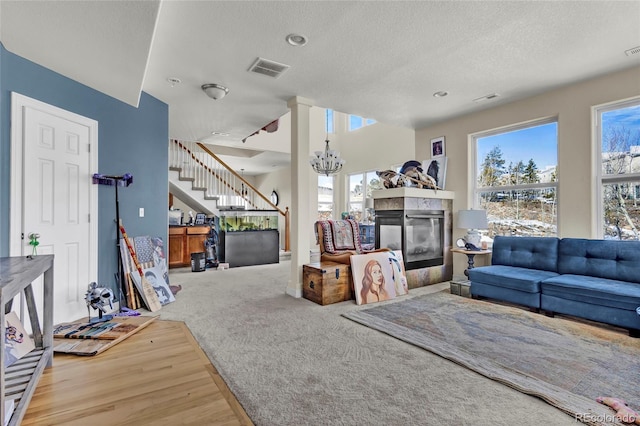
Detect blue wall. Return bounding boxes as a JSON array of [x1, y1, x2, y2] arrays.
[[0, 43, 169, 289]]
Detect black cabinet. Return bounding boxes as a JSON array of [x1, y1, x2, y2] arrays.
[[219, 230, 279, 267]]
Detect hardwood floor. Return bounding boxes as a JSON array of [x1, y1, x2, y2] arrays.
[[21, 320, 252, 426]]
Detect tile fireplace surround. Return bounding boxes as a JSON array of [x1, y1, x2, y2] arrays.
[[372, 187, 455, 288]]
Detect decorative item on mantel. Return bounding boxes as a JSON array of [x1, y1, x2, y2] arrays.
[[309, 132, 345, 176], [422, 157, 448, 190], [376, 160, 439, 190], [457, 209, 488, 249]]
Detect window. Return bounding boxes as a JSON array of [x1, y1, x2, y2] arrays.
[[348, 171, 382, 222], [473, 119, 558, 237], [348, 115, 376, 131], [596, 98, 640, 240], [317, 175, 334, 220], [316, 109, 337, 220], [325, 109, 334, 134]]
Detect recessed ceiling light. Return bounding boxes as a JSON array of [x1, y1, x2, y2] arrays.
[[433, 91, 449, 98], [286, 33, 308, 46], [167, 77, 181, 87], [211, 131, 230, 137]]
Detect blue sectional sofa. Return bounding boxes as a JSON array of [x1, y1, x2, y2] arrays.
[[468, 236, 640, 337]]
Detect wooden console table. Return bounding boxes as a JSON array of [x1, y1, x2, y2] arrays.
[[1, 255, 54, 426]]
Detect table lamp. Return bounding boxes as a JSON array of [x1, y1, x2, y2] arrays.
[[457, 209, 488, 249]]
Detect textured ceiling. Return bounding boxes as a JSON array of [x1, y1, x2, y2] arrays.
[[2, 1, 640, 174]]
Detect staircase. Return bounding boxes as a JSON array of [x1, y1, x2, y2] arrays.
[[169, 139, 290, 251]]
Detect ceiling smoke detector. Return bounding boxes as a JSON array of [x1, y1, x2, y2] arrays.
[[248, 57, 290, 79]]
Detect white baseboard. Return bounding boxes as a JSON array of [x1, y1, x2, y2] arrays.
[[286, 287, 302, 298]]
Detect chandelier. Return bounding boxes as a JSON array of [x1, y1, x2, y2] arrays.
[[309, 136, 345, 176]]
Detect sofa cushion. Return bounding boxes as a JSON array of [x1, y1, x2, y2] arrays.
[[541, 274, 640, 311], [491, 236, 559, 272], [469, 265, 559, 293], [558, 238, 640, 284]]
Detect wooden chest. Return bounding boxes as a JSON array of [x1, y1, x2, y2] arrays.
[[303, 262, 354, 305]]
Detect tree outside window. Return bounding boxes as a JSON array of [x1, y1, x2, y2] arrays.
[[598, 100, 640, 240], [474, 120, 558, 237]]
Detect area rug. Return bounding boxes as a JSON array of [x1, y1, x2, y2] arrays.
[[343, 292, 640, 425]]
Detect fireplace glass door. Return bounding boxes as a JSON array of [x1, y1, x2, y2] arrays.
[[376, 210, 444, 270]]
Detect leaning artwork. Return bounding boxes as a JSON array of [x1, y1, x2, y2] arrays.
[[134, 236, 170, 285], [351, 250, 408, 305], [131, 265, 175, 305], [4, 312, 35, 367], [423, 157, 448, 190]]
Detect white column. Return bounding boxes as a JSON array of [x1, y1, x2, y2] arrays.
[[286, 96, 313, 297]]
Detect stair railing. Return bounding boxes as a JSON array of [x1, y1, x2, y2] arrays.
[[169, 139, 290, 251]]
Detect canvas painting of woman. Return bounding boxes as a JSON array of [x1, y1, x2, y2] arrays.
[[351, 250, 408, 305]]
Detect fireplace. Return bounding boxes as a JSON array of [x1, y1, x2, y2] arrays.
[[375, 210, 444, 270]]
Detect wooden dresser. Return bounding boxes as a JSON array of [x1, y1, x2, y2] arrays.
[[168, 226, 210, 268]]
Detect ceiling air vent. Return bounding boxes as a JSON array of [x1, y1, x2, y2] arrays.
[[248, 57, 290, 78], [625, 46, 640, 57]]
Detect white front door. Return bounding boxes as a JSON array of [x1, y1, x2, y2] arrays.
[[10, 93, 98, 326]]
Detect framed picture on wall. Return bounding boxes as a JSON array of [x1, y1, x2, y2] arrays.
[[430, 136, 445, 158]]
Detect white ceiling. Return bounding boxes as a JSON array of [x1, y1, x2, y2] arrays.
[[2, 1, 640, 175]]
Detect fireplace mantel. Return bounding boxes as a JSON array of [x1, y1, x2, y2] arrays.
[[372, 187, 455, 200]]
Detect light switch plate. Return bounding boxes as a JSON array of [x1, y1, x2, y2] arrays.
[[139, 207, 144, 217]]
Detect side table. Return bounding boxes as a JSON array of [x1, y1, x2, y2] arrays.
[[451, 248, 492, 277]]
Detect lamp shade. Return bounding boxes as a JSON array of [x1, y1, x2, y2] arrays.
[[365, 198, 374, 209], [457, 209, 488, 230]]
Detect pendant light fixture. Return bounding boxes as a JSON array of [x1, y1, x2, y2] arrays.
[[309, 133, 345, 176], [201, 83, 229, 100]]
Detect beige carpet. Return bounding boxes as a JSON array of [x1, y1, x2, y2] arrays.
[[159, 261, 618, 425], [344, 291, 640, 426]]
